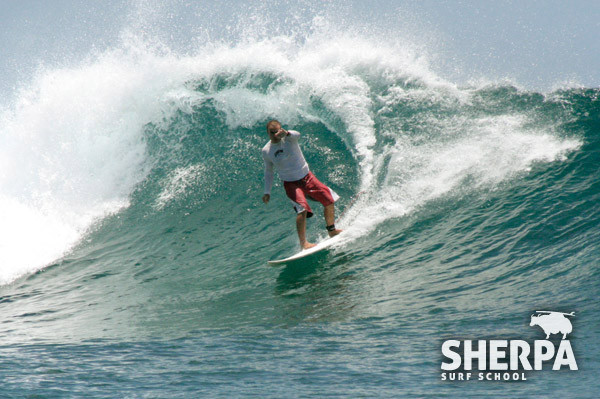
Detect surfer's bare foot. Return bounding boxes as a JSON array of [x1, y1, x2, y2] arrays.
[[302, 242, 317, 250], [328, 229, 343, 238]]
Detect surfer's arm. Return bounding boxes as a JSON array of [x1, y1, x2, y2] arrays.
[[263, 155, 274, 195]]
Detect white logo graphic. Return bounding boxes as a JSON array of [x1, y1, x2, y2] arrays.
[[530, 311, 574, 339], [440, 310, 578, 381]]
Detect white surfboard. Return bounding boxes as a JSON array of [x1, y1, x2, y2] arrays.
[[267, 233, 344, 266]]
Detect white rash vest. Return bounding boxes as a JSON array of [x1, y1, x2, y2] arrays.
[[262, 130, 310, 194]]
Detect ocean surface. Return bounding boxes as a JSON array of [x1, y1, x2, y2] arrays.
[[0, 26, 598, 398]]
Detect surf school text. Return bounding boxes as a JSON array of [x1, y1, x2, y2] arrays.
[[441, 372, 527, 381]]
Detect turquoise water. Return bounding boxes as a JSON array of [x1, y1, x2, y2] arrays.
[[0, 30, 598, 397]]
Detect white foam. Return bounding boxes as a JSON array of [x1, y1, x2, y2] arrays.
[[338, 114, 581, 243], [0, 41, 197, 284], [154, 164, 206, 210]]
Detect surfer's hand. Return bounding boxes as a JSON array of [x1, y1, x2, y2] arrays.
[[274, 129, 287, 139], [262, 194, 270, 204]]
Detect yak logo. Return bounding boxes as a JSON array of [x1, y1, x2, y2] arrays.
[[530, 311, 575, 339]]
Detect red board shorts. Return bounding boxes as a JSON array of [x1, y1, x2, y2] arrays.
[[283, 172, 339, 218]]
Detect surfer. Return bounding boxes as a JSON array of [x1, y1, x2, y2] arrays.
[[261, 120, 342, 249]]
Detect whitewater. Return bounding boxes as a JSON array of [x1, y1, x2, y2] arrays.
[[0, 14, 598, 399]]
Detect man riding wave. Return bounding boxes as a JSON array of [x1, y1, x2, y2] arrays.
[[261, 120, 342, 249]]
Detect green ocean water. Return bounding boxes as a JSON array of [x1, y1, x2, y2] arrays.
[[0, 34, 598, 397]]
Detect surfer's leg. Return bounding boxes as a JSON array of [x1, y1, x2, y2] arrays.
[[324, 204, 343, 237], [296, 211, 316, 249], [302, 172, 342, 236], [285, 181, 314, 218]]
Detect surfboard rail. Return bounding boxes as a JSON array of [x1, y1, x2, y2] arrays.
[[267, 233, 344, 265]]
